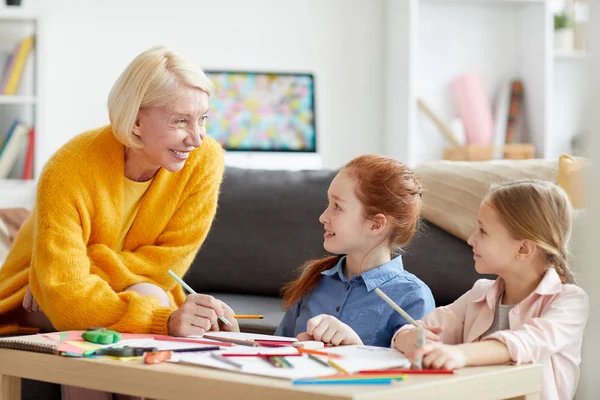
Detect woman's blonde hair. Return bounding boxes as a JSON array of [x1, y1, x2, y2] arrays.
[[486, 179, 575, 284], [108, 46, 214, 148]]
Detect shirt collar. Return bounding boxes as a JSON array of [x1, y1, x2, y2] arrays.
[[321, 255, 404, 292], [473, 267, 563, 308]]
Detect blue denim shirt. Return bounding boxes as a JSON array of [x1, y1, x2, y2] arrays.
[[275, 255, 435, 347]]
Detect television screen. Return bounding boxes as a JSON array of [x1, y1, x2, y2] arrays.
[[205, 71, 316, 152]]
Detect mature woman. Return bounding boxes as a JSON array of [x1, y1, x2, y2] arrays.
[[0, 46, 239, 338]]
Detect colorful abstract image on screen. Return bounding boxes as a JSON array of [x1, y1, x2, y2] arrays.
[[205, 71, 316, 152]]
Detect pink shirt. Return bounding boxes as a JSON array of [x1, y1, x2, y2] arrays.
[[397, 268, 589, 400]]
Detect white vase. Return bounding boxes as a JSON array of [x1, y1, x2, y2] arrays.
[[554, 28, 574, 51]]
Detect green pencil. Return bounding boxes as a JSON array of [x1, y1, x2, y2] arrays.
[[168, 270, 231, 326]]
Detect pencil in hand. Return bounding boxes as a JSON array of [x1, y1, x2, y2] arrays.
[[374, 288, 418, 327], [167, 269, 231, 326]]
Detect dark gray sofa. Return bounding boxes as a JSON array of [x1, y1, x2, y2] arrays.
[[22, 166, 489, 399], [189, 166, 489, 333]]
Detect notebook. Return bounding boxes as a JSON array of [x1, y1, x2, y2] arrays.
[[0, 334, 60, 355]]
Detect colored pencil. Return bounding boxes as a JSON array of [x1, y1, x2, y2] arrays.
[[210, 352, 243, 369], [296, 348, 343, 359], [168, 269, 231, 326], [221, 353, 302, 357], [263, 356, 280, 368], [202, 336, 259, 347], [254, 340, 295, 346], [234, 315, 264, 319], [154, 335, 234, 347], [307, 353, 330, 368], [319, 373, 408, 380], [277, 357, 294, 368], [374, 288, 418, 326], [328, 359, 350, 374], [293, 379, 393, 385], [358, 369, 454, 375]]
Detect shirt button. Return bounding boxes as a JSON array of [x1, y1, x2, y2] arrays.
[[513, 308, 520, 315], [336, 306, 340, 312], [346, 285, 350, 291]]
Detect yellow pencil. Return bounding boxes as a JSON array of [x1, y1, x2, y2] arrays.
[[233, 315, 264, 319], [328, 359, 350, 375]]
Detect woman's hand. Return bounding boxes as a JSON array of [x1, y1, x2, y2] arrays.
[[217, 300, 240, 332], [393, 325, 444, 358], [168, 294, 238, 336], [22, 286, 40, 312], [296, 314, 363, 346], [410, 343, 467, 370]]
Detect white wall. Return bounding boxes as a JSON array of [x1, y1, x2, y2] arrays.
[[577, 1, 599, 397], [28, 0, 385, 171], [550, 58, 589, 158]]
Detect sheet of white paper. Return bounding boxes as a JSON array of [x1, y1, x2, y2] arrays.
[[196, 332, 297, 342], [170, 348, 335, 380], [324, 345, 411, 372], [168, 345, 410, 380]]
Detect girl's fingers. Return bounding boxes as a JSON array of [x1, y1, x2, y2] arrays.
[[425, 331, 441, 341], [311, 321, 329, 341], [330, 330, 346, 346], [306, 315, 325, 335], [296, 332, 313, 341], [320, 326, 337, 343]]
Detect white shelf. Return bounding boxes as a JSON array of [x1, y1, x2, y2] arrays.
[[0, 179, 37, 208], [554, 49, 589, 59], [0, 95, 37, 105], [423, 0, 549, 4], [0, 7, 39, 21]]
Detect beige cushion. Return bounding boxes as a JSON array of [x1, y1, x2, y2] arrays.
[[415, 159, 558, 242], [0, 219, 10, 267], [557, 154, 586, 209]]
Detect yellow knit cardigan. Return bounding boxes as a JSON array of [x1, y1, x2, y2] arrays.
[[0, 125, 224, 335]]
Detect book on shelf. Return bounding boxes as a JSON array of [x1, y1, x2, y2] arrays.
[[0, 35, 35, 96], [0, 120, 32, 179]]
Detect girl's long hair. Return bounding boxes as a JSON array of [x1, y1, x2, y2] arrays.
[[487, 179, 576, 284], [281, 155, 422, 309]]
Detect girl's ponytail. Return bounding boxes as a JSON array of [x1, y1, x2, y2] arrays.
[[281, 255, 340, 310]]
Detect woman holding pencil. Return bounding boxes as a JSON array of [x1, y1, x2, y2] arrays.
[[0, 46, 240, 341]]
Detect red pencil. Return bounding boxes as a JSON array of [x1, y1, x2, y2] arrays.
[[153, 335, 234, 347], [358, 369, 454, 375], [254, 340, 295, 346], [221, 353, 303, 357]]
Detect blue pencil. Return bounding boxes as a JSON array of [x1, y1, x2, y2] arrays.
[[293, 378, 393, 385], [167, 270, 231, 326]]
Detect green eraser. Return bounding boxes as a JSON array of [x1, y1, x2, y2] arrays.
[[82, 330, 121, 344]]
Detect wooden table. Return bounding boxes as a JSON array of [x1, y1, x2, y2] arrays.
[[0, 349, 542, 400]]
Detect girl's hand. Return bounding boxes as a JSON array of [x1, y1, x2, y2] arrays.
[[411, 343, 467, 370], [393, 325, 444, 358], [296, 314, 363, 346]]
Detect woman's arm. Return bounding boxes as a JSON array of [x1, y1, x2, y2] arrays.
[[29, 143, 224, 334]]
